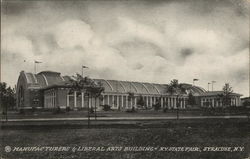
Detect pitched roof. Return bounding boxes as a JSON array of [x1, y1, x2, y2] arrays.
[[198, 91, 242, 97], [20, 71, 207, 95]]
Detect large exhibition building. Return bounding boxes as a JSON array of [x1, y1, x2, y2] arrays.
[[16, 71, 242, 110]]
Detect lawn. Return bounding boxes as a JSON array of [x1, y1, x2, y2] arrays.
[[0, 119, 249, 159], [1, 108, 248, 120]]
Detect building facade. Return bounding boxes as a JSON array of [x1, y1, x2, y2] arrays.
[[198, 91, 241, 108], [16, 71, 242, 110]]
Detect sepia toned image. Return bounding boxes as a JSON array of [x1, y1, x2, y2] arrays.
[[0, 0, 249, 158]]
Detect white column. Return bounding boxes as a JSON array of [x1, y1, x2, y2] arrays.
[[102, 95, 105, 105], [168, 98, 170, 108], [130, 98, 132, 108], [174, 97, 177, 108], [66, 94, 69, 107], [117, 95, 119, 109], [125, 96, 128, 108], [55, 91, 57, 107], [89, 95, 91, 108], [81, 92, 84, 108], [150, 96, 152, 107], [107, 95, 110, 106], [161, 98, 163, 108], [236, 97, 239, 106], [163, 98, 166, 108], [170, 97, 172, 108], [112, 95, 114, 108], [134, 97, 137, 108], [146, 96, 149, 107], [121, 95, 124, 108], [180, 98, 182, 109]]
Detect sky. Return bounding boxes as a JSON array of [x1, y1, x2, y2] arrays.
[[1, 0, 249, 96]]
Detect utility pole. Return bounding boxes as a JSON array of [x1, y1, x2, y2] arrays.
[[211, 81, 216, 91], [34, 60, 42, 74], [208, 83, 211, 92], [82, 65, 88, 77], [193, 79, 199, 86]]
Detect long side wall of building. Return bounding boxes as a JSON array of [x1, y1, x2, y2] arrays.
[[43, 88, 188, 110], [200, 96, 241, 107]]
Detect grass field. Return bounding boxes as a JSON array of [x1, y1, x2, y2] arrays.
[[1, 119, 250, 159], [1, 109, 248, 120]]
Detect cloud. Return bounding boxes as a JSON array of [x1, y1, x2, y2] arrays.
[[1, 0, 249, 97]]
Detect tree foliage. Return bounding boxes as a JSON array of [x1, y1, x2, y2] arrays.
[[242, 100, 250, 107], [69, 74, 104, 97], [128, 92, 135, 101], [137, 95, 145, 108], [218, 83, 233, 107], [0, 82, 15, 111], [153, 99, 161, 111], [167, 79, 186, 95]]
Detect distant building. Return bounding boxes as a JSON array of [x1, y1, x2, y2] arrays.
[[241, 97, 250, 107], [16, 70, 242, 110], [197, 91, 241, 107]]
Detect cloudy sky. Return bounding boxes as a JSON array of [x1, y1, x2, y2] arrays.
[[1, 0, 249, 96]]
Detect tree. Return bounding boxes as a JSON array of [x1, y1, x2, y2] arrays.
[[137, 95, 145, 109], [153, 98, 161, 111], [218, 83, 233, 107], [166, 79, 186, 119], [0, 82, 15, 112], [167, 79, 186, 95], [69, 74, 104, 125], [243, 100, 250, 107], [0, 82, 15, 121]]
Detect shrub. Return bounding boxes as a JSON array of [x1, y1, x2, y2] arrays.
[[66, 106, 71, 112], [153, 103, 161, 111], [32, 107, 36, 113], [19, 109, 25, 114], [89, 107, 94, 114], [163, 107, 168, 113], [131, 106, 135, 112], [53, 106, 61, 114], [126, 106, 137, 113], [102, 105, 111, 111]]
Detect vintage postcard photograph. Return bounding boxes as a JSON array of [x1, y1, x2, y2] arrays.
[[0, 0, 249, 159]]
